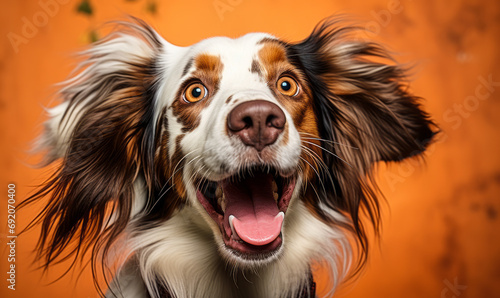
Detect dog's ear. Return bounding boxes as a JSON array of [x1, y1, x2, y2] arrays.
[[287, 19, 437, 270], [24, 19, 168, 268], [288, 20, 437, 166]]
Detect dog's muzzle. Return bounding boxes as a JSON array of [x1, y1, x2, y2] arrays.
[[194, 99, 297, 260]]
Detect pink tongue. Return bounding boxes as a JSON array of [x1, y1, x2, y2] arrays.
[[222, 173, 283, 246]]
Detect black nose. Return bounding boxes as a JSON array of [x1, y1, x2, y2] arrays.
[[227, 100, 286, 151]]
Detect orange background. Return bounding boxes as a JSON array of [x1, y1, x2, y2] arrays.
[[1, 0, 500, 297]]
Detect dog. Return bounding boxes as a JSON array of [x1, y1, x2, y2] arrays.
[[25, 17, 436, 298]]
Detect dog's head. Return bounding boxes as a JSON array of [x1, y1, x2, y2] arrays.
[[28, 18, 436, 275]]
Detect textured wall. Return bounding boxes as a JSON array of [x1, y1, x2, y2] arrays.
[[1, 0, 499, 297]]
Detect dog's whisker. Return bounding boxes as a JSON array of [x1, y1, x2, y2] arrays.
[[299, 133, 359, 150], [299, 156, 329, 198], [303, 137, 359, 150], [300, 146, 329, 175], [308, 182, 322, 205], [241, 270, 253, 284], [148, 155, 202, 213], [300, 145, 328, 172], [300, 145, 338, 198], [302, 140, 354, 168], [190, 164, 207, 192], [151, 150, 199, 202]]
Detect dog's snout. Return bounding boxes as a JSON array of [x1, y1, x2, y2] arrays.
[[227, 100, 286, 151]]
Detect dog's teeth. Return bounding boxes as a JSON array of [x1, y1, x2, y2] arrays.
[[219, 193, 226, 212], [229, 215, 236, 235], [273, 192, 278, 202], [272, 180, 278, 192], [216, 186, 222, 198]]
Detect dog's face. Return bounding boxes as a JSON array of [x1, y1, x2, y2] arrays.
[[159, 33, 321, 262], [29, 18, 436, 279]]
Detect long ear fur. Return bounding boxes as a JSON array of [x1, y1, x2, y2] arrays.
[[287, 18, 438, 273], [22, 19, 164, 280]]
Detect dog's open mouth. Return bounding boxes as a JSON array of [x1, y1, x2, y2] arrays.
[[196, 167, 296, 259]]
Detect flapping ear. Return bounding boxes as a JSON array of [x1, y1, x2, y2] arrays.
[[289, 20, 437, 165], [23, 19, 165, 271], [286, 19, 437, 271]]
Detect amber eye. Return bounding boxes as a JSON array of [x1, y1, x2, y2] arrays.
[[277, 76, 299, 96], [183, 83, 208, 103]]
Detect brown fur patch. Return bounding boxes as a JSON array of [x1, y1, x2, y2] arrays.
[[171, 54, 224, 133], [195, 54, 223, 73], [171, 134, 187, 198], [157, 107, 170, 179], [250, 59, 262, 76], [257, 41, 288, 82], [160, 55, 224, 200]]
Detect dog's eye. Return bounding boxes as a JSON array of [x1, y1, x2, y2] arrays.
[[277, 76, 299, 97], [183, 83, 208, 103]]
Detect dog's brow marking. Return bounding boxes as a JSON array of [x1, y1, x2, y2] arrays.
[[259, 43, 287, 64], [182, 58, 194, 77], [225, 95, 233, 104], [257, 41, 290, 83], [250, 59, 262, 76], [195, 53, 223, 72], [194, 53, 224, 96]]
